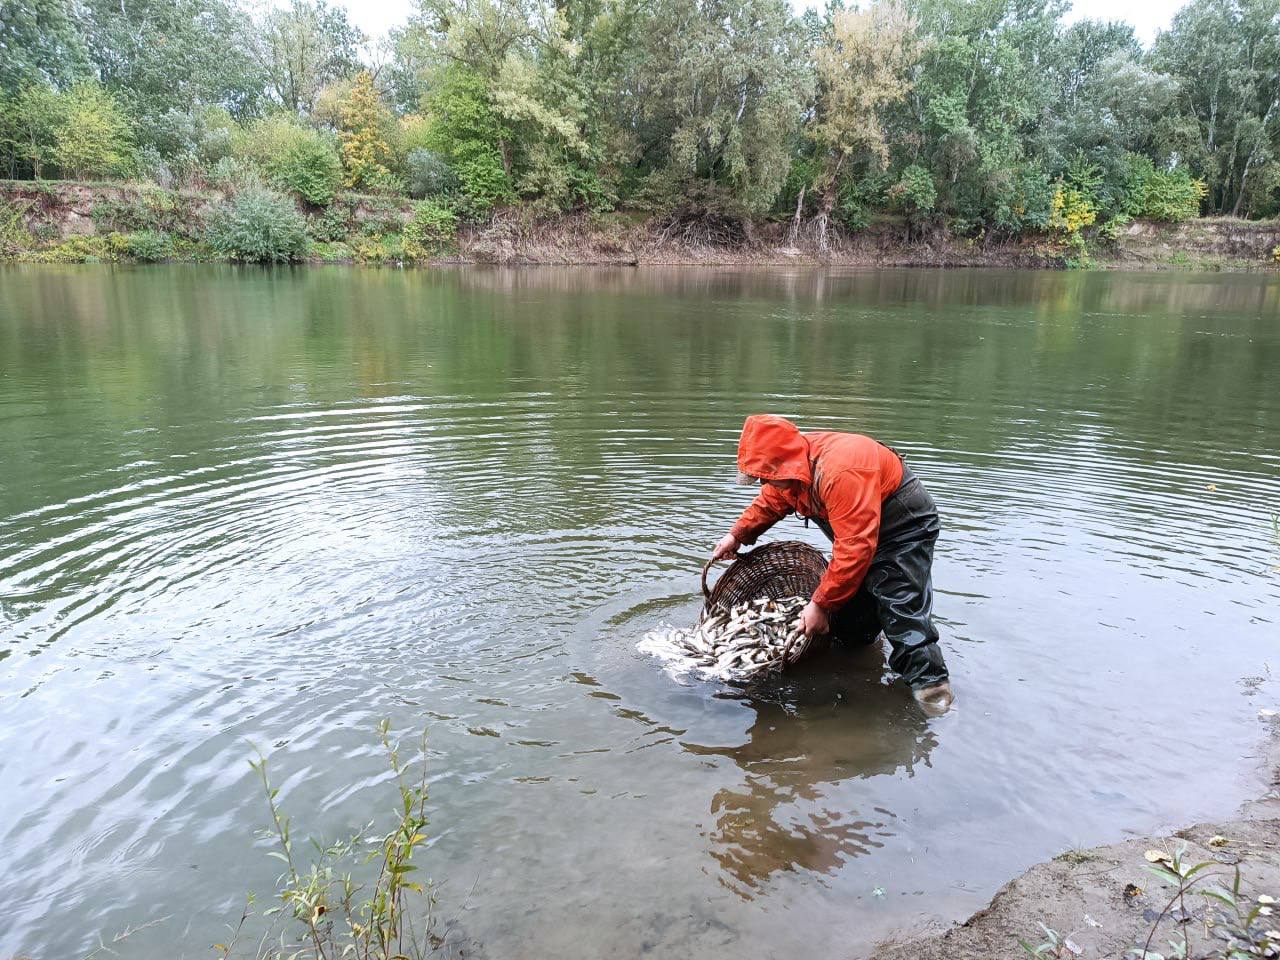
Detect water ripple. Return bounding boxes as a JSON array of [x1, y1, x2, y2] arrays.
[[0, 266, 1277, 959]]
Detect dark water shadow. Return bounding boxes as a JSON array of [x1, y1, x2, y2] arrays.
[[681, 644, 938, 896]]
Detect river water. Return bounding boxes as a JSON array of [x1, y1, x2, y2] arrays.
[[1, 264, 1277, 959]]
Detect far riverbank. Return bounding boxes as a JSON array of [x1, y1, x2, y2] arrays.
[[4, 180, 1280, 273]]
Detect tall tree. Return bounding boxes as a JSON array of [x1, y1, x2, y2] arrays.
[[808, 0, 920, 250], [902, 0, 1063, 226], [630, 0, 812, 215], [339, 70, 394, 187], [1032, 20, 1175, 216], [0, 0, 88, 94], [398, 0, 633, 211], [52, 80, 134, 178], [81, 0, 262, 150], [1151, 0, 1280, 215], [406, 0, 544, 80], [0, 85, 63, 177], [254, 0, 366, 114]]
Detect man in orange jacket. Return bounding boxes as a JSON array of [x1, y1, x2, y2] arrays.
[[711, 415, 953, 712]]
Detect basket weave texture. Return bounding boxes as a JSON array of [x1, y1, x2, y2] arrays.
[[702, 540, 829, 614]]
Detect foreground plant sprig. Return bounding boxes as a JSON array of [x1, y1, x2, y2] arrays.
[[246, 720, 438, 960]]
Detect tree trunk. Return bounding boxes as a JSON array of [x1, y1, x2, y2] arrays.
[[1232, 97, 1278, 218], [816, 190, 835, 257], [788, 185, 805, 247]]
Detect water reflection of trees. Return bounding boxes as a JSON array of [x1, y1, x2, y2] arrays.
[[2, 265, 1277, 526], [680, 648, 937, 895]]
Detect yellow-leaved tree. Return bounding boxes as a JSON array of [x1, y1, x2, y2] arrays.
[[807, 1, 919, 252], [339, 71, 394, 189]]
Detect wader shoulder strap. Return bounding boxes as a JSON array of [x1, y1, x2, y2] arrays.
[[803, 458, 826, 527]]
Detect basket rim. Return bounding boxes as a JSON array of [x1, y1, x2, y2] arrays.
[[701, 539, 829, 606]]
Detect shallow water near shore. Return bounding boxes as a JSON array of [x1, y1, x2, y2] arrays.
[[1, 264, 1278, 959]]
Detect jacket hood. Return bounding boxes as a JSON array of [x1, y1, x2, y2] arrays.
[[737, 415, 811, 483]]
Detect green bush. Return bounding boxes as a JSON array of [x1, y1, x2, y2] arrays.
[[887, 164, 937, 234], [307, 203, 350, 241], [988, 165, 1055, 236], [407, 149, 458, 199], [206, 187, 308, 263], [834, 172, 891, 233], [310, 240, 353, 262], [192, 105, 237, 164], [129, 145, 173, 187], [268, 135, 343, 206], [1, 85, 62, 178], [208, 156, 262, 193], [350, 233, 405, 264], [1117, 154, 1155, 218], [360, 167, 407, 196], [24, 234, 115, 263], [424, 68, 515, 216], [53, 81, 135, 180], [403, 200, 458, 260], [123, 230, 175, 262], [90, 188, 203, 239], [352, 196, 407, 236], [452, 151, 515, 216], [232, 116, 343, 204], [1119, 154, 1206, 222], [231, 114, 311, 167], [0, 81, 133, 181], [1142, 168, 1206, 222], [1096, 213, 1132, 248], [0, 202, 34, 258]]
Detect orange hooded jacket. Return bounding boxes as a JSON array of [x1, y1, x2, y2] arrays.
[[730, 415, 903, 612]]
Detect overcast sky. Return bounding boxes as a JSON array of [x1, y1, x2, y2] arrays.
[[322, 0, 1185, 46]]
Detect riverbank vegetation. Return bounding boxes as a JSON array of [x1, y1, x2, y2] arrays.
[[2, 0, 1279, 265]]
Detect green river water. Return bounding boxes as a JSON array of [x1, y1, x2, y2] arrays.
[[1, 264, 1278, 958]]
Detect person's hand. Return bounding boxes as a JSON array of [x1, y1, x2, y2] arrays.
[[913, 680, 954, 716], [710, 533, 741, 563], [800, 600, 830, 637]]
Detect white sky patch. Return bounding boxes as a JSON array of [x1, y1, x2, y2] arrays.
[[304, 0, 1182, 47]]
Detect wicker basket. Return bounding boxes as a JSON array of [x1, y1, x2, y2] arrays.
[[700, 541, 831, 668], [701, 540, 828, 613]]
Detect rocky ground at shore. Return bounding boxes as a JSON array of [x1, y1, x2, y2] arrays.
[[870, 712, 1280, 960]]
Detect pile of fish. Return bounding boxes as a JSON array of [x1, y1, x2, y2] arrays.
[[639, 595, 810, 681]]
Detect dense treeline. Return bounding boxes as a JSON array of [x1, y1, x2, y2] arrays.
[[2, 0, 1278, 258]]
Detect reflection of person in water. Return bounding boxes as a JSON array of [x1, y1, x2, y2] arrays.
[[681, 654, 938, 894]]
